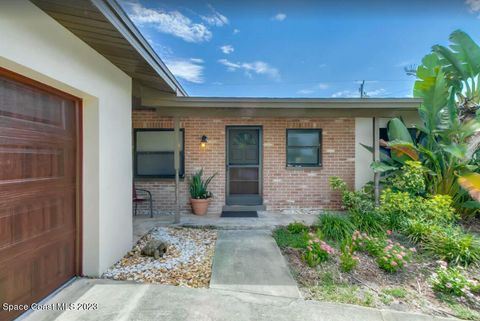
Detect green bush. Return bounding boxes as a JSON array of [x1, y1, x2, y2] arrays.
[[317, 213, 355, 242], [421, 195, 458, 224], [403, 219, 435, 244], [423, 226, 480, 266], [273, 227, 308, 249], [388, 160, 426, 196], [329, 177, 375, 213], [349, 209, 384, 235], [379, 189, 419, 230], [287, 221, 309, 234]]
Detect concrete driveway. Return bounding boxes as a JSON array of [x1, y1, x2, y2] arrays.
[[21, 278, 458, 321]]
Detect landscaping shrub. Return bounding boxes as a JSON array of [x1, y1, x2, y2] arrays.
[[379, 189, 419, 230], [423, 226, 480, 266], [287, 221, 309, 234], [317, 213, 355, 242], [376, 240, 415, 273], [431, 263, 473, 297], [403, 219, 441, 244], [339, 240, 359, 272], [303, 232, 335, 267], [388, 161, 426, 196], [352, 231, 415, 273], [329, 177, 375, 213], [421, 195, 458, 224], [349, 209, 384, 235], [273, 227, 308, 249]]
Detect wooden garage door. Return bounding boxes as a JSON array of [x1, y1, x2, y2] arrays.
[[0, 69, 80, 321]]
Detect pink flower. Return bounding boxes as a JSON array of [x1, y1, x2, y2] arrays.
[[391, 261, 398, 266], [314, 238, 320, 243], [396, 254, 403, 260], [445, 283, 452, 289], [386, 230, 392, 235], [400, 251, 406, 256], [409, 247, 416, 253]]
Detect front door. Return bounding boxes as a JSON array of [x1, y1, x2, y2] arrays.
[[226, 126, 262, 205]]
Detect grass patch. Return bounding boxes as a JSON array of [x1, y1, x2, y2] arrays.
[[309, 271, 375, 307], [273, 227, 307, 249], [382, 287, 407, 299], [447, 301, 480, 320]]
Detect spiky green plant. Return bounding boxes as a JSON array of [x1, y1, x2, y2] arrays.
[[188, 169, 217, 199]]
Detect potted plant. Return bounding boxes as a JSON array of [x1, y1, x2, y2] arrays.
[[189, 169, 217, 215]]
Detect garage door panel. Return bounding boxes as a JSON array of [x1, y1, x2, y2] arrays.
[[0, 76, 72, 128], [0, 190, 75, 247], [0, 71, 79, 321]]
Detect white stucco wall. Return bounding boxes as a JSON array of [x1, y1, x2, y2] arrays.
[[355, 113, 421, 190], [0, 0, 133, 276]]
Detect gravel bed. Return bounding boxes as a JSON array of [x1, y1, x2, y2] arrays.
[[102, 227, 217, 288]]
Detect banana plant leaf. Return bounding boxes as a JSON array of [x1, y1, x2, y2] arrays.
[[387, 140, 419, 161], [386, 118, 416, 163], [370, 161, 398, 173], [458, 173, 480, 201]]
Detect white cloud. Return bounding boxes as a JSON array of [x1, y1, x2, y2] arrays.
[[218, 59, 280, 80], [165, 58, 204, 83], [220, 45, 234, 54], [367, 88, 387, 97], [272, 13, 287, 21], [466, 0, 480, 12], [297, 89, 314, 95], [233, 28, 240, 34], [297, 83, 329, 95], [318, 63, 327, 68], [201, 4, 229, 26], [127, 2, 212, 43], [317, 83, 329, 90], [331, 87, 387, 98], [331, 90, 359, 98]]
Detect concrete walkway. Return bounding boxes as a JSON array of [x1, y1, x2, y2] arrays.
[[210, 230, 301, 298], [22, 278, 457, 321]]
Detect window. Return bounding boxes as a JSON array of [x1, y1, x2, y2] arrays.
[[134, 129, 185, 178], [286, 129, 322, 167]]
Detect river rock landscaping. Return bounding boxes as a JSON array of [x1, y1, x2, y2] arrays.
[[102, 227, 217, 288]]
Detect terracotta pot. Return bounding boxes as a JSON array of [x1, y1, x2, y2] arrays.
[[190, 198, 210, 215]]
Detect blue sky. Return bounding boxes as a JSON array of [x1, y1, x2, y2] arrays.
[[120, 0, 480, 98]]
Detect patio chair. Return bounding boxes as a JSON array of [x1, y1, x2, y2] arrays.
[[133, 184, 153, 218]]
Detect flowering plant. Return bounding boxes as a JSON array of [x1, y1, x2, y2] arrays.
[[376, 240, 415, 272], [303, 232, 335, 267], [352, 230, 416, 273], [431, 262, 477, 298]]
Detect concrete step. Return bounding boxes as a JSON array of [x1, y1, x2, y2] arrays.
[[222, 205, 266, 212]]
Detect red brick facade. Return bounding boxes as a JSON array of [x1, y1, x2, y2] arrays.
[[133, 109, 355, 214]]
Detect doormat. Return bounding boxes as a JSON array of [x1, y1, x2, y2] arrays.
[[221, 211, 258, 218]]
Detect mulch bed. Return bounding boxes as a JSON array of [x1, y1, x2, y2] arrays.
[[281, 244, 480, 319]]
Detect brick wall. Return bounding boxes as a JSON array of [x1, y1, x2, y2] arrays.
[[133, 109, 355, 214]]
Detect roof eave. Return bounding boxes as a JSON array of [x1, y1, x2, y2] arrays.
[[91, 0, 187, 96]]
